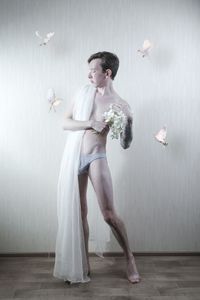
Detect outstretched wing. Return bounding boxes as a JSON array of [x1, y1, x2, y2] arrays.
[[35, 31, 43, 39], [47, 88, 55, 103], [46, 32, 55, 39], [52, 99, 62, 107], [143, 39, 152, 50], [44, 32, 55, 44]]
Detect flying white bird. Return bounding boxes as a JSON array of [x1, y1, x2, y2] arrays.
[[155, 125, 168, 146], [47, 88, 62, 112], [137, 39, 153, 57], [35, 31, 55, 46]]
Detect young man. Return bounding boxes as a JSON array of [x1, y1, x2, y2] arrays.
[[54, 51, 141, 284]]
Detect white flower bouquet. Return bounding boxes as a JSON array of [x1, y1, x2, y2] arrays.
[[103, 103, 127, 139]]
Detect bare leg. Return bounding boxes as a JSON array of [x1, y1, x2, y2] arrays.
[[78, 172, 90, 275], [88, 158, 141, 283]]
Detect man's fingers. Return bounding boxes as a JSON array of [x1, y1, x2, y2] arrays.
[[91, 121, 108, 133], [100, 124, 109, 134]]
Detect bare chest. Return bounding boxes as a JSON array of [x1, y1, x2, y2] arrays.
[[90, 94, 120, 121]]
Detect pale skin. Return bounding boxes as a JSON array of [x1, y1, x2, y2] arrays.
[[63, 58, 141, 283]]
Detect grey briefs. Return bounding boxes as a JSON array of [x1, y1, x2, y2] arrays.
[[78, 152, 107, 175]]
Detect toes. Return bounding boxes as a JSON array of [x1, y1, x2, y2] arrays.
[[128, 277, 141, 284], [127, 272, 141, 284]]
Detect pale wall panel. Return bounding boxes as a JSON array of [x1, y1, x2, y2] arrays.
[[0, 0, 200, 253]]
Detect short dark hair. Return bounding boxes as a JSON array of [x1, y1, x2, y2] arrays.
[[87, 51, 119, 80]]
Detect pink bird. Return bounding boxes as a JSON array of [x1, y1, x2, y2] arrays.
[[137, 39, 153, 57], [47, 88, 62, 112], [35, 31, 55, 46], [155, 125, 168, 146]]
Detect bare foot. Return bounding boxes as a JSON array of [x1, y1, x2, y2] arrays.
[[126, 255, 141, 284]]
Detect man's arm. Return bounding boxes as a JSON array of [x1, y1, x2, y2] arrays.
[[119, 102, 133, 149], [62, 100, 92, 131], [120, 115, 133, 149], [62, 99, 107, 132]]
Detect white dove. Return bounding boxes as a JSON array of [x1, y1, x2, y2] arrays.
[[47, 88, 62, 112], [35, 31, 55, 46], [137, 39, 153, 57], [154, 125, 168, 146]]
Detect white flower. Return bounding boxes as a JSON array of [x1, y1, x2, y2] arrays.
[[103, 104, 126, 139]]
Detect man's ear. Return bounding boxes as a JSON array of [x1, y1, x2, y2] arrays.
[[106, 69, 112, 78]]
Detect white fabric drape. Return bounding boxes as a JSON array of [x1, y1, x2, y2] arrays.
[[53, 84, 110, 283]]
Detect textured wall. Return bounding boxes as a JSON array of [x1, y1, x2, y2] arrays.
[[0, 0, 200, 253]]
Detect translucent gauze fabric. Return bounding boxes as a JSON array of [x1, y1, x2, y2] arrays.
[[53, 84, 110, 283]]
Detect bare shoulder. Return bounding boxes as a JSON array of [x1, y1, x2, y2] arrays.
[[115, 96, 133, 118], [118, 98, 131, 109]]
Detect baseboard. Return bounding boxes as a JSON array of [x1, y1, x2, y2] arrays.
[[0, 251, 200, 257]]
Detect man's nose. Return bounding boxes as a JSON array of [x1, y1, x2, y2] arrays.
[[88, 72, 92, 79]]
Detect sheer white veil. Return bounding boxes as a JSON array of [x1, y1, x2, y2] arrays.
[[53, 84, 110, 283]]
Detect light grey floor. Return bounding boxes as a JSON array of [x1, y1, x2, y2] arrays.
[[0, 255, 200, 299]]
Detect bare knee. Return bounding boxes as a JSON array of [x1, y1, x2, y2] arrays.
[[103, 210, 117, 225]]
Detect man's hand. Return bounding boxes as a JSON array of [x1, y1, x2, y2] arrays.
[[91, 120, 109, 134]]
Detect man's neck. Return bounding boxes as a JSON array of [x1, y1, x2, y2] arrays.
[[97, 80, 115, 96]]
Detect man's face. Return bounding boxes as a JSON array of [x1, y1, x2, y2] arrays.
[[88, 58, 107, 88]]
